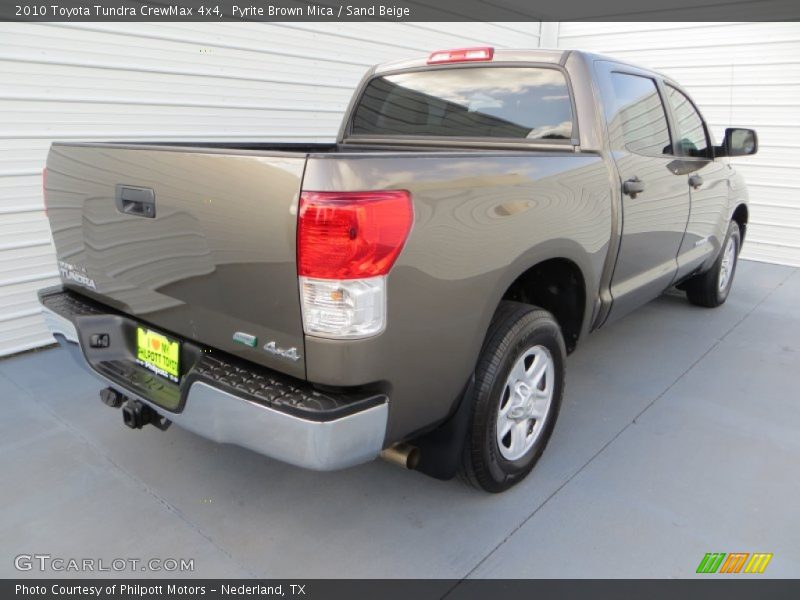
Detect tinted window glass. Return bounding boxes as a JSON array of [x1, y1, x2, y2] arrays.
[[351, 67, 574, 140], [607, 73, 671, 156], [666, 85, 710, 158]]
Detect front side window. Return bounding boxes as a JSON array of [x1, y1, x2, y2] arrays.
[[607, 72, 672, 156], [666, 85, 710, 158], [351, 67, 574, 141]]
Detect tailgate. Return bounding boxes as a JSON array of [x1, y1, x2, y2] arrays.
[[45, 143, 307, 379]]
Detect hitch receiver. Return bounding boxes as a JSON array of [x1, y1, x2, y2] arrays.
[[121, 398, 172, 431]]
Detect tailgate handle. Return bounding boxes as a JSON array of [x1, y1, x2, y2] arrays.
[[115, 185, 156, 218]]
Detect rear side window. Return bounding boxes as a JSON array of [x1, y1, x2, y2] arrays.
[[666, 85, 710, 158], [607, 72, 672, 156], [350, 67, 574, 141]]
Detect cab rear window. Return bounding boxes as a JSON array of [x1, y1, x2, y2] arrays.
[[351, 67, 574, 141]]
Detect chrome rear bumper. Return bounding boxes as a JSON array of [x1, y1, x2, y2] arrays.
[[41, 296, 388, 471]]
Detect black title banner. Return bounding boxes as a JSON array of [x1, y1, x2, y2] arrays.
[[3, 0, 800, 21]]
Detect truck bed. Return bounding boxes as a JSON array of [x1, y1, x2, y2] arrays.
[[45, 140, 608, 405]]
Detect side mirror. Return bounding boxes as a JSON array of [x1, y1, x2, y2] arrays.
[[718, 128, 758, 157]]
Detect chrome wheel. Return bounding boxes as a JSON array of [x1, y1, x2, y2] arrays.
[[718, 236, 737, 292], [496, 345, 555, 461]]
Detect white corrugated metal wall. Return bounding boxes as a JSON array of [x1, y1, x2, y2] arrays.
[[0, 22, 541, 356], [2, 22, 799, 357], [554, 22, 800, 268]]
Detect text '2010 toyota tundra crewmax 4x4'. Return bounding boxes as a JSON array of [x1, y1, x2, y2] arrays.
[[40, 48, 757, 492]]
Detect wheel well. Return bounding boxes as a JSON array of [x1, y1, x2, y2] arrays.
[[501, 258, 586, 353], [732, 204, 748, 241]]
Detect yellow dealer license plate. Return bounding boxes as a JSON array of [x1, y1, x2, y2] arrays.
[[136, 327, 180, 383]]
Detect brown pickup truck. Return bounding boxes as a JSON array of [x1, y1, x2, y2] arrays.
[[40, 48, 757, 492]]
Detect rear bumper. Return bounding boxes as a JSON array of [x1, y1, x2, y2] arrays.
[[40, 288, 388, 471]]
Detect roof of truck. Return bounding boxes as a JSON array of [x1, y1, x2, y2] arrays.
[[373, 48, 661, 78]]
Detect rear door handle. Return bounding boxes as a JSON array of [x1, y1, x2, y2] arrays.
[[115, 185, 156, 218], [622, 177, 645, 198], [688, 174, 704, 189]]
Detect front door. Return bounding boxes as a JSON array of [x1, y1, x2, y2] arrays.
[[663, 83, 731, 279]]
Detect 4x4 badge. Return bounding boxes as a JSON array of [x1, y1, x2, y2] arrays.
[[264, 341, 301, 362]]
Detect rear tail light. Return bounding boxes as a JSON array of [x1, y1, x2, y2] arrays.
[[297, 190, 413, 339], [427, 47, 494, 65], [298, 190, 413, 280]]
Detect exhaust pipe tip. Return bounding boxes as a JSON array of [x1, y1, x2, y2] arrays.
[[380, 443, 421, 470]]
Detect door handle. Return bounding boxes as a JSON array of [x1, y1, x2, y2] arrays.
[[115, 185, 156, 218], [688, 174, 704, 189], [622, 177, 645, 199]]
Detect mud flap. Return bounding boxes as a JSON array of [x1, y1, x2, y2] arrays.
[[413, 375, 475, 480]]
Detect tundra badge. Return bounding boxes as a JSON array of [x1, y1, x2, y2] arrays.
[[58, 260, 97, 290]]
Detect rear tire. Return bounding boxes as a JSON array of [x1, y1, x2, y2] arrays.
[[685, 220, 741, 308], [459, 301, 565, 493]]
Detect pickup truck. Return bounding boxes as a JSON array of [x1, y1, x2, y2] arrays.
[[39, 48, 757, 492]]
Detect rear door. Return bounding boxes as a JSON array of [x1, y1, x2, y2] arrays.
[[595, 62, 691, 322], [45, 144, 308, 378]]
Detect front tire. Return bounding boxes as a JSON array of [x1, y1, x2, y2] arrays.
[[685, 220, 741, 308], [459, 301, 565, 493]]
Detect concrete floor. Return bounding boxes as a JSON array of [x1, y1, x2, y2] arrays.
[[1, 260, 798, 579]]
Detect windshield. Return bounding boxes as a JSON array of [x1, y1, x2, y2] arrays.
[[350, 67, 574, 141]]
